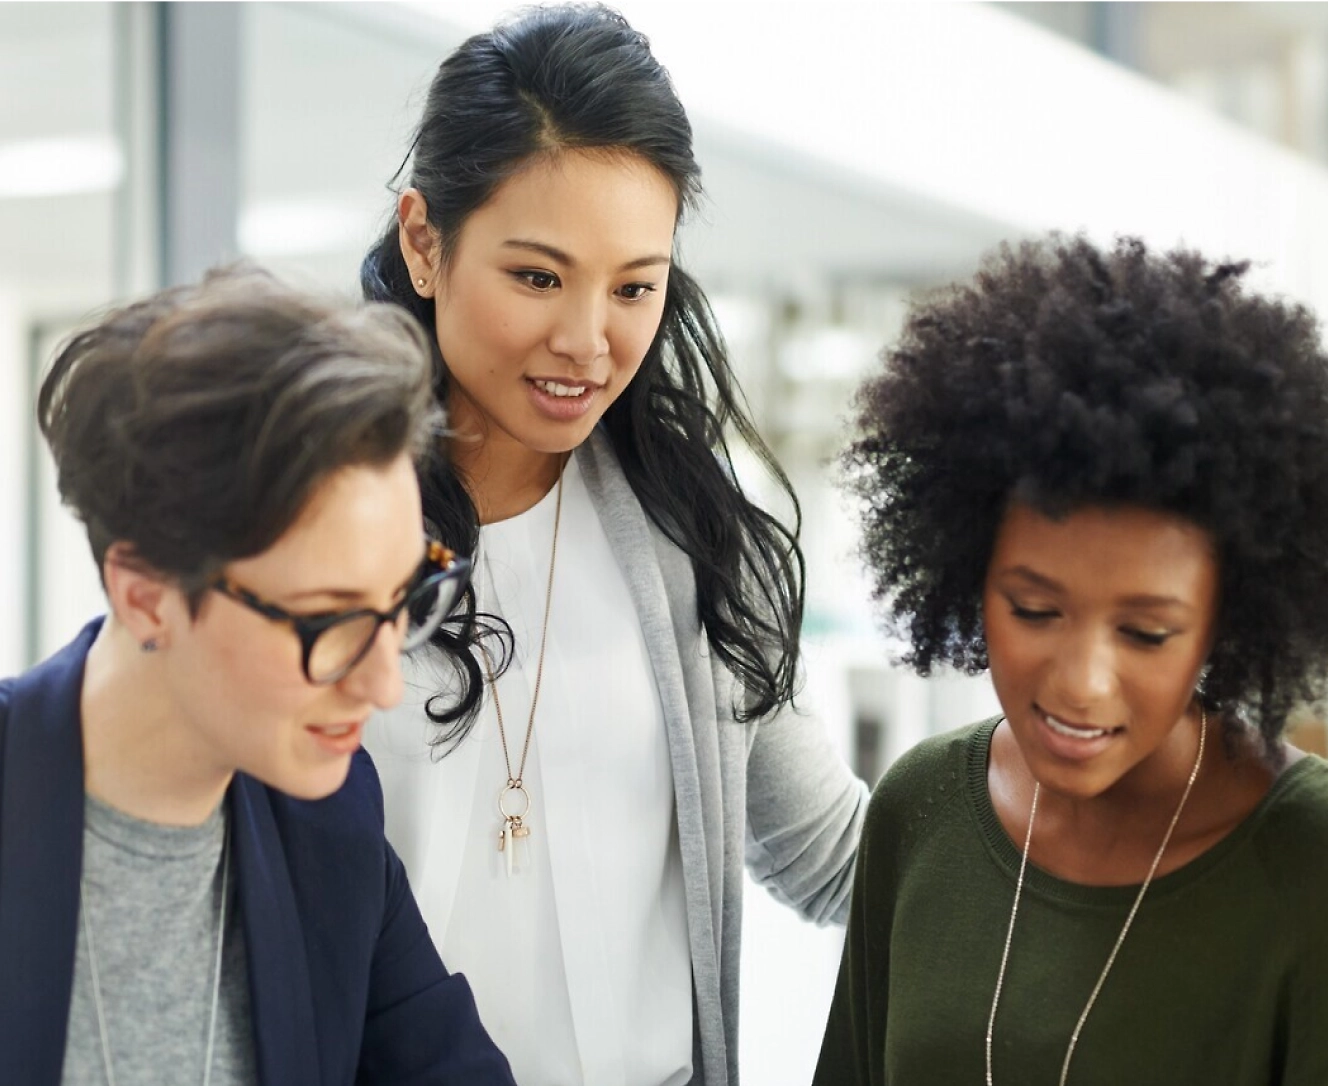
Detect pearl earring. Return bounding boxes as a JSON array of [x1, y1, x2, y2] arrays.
[[416, 277, 427, 289]]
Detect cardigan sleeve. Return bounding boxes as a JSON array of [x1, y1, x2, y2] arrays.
[[742, 682, 869, 925]]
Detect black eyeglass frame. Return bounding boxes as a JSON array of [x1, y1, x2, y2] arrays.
[[209, 540, 471, 685]]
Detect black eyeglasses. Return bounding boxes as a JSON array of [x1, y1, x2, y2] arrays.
[[210, 540, 471, 685]]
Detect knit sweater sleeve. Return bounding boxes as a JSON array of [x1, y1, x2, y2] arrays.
[[1251, 756, 1328, 1085], [811, 724, 982, 1086]]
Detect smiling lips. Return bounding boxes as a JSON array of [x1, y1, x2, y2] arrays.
[[532, 377, 593, 397], [307, 721, 364, 756], [526, 376, 602, 421], [1039, 708, 1120, 741]]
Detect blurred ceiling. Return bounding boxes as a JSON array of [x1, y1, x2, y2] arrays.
[[0, 1, 1012, 317], [1000, 1, 1328, 159], [7, 1, 1328, 316]]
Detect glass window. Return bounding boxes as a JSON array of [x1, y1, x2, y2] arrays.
[[0, 2, 120, 670], [239, 4, 463, 289]]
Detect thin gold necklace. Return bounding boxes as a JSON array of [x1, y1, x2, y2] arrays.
[[985, 707, 1207, 1086], [478, 463, 564, 878]]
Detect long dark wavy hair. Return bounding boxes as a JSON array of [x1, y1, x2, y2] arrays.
[[362, 3, 805, 748]]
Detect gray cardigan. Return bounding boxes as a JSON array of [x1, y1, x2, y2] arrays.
[[575, 431, 868, 1086]]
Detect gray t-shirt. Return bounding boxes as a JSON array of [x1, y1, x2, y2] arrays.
[[61, 794, 257, 1085]]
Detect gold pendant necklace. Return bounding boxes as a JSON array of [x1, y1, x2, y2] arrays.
[[478, 464, 564, 878], [985, 707, 1206, 1086]]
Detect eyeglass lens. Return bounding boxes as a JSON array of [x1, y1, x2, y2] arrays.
[[306, 570, 465, 683]]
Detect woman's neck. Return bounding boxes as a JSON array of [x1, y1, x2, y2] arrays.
[[988, 714, 1275, 884], [80, 621, 232, 827], [450, 429, 568, 526]]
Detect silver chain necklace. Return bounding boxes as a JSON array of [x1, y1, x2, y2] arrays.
[[81, 821, 231, 1086], [985, 707, 1206, 1086]]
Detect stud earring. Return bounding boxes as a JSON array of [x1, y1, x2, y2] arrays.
[[141, 638, 159, 653], [416, 277, 427, 289]]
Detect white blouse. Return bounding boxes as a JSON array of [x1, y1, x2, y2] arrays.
[[367, 457, 692, 1086]]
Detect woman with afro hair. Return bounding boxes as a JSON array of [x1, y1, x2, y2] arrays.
[[814, 234, 1328, 1085]]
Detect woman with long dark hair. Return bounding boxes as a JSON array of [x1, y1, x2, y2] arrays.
[[362, 6, 866, 1084]]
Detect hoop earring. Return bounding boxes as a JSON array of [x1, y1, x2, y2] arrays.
[[1196, 662, 1211, 694]]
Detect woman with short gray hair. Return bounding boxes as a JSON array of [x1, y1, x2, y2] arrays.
[[0, 265, 515, 1085]]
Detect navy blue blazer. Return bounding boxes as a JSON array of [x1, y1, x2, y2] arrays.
[[0, 619, 516, 1085]]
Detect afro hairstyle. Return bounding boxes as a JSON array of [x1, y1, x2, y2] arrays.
[[844, 233, 1328, 749]]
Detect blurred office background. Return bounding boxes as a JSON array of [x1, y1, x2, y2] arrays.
[[5, 2, 1328, 1081]]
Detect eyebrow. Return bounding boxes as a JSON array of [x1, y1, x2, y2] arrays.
[[281, 589, 372, 605], [277, 550, 426, 606], [999, 566, 1192, 611], [501, 238, 672, 272]]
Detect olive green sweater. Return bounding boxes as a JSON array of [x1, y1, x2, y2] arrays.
[[813, 719, 1328, 1085]]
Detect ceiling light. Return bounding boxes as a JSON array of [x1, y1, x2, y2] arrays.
[[239, 198, 369, 257], [0, 135, 124, 199]]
